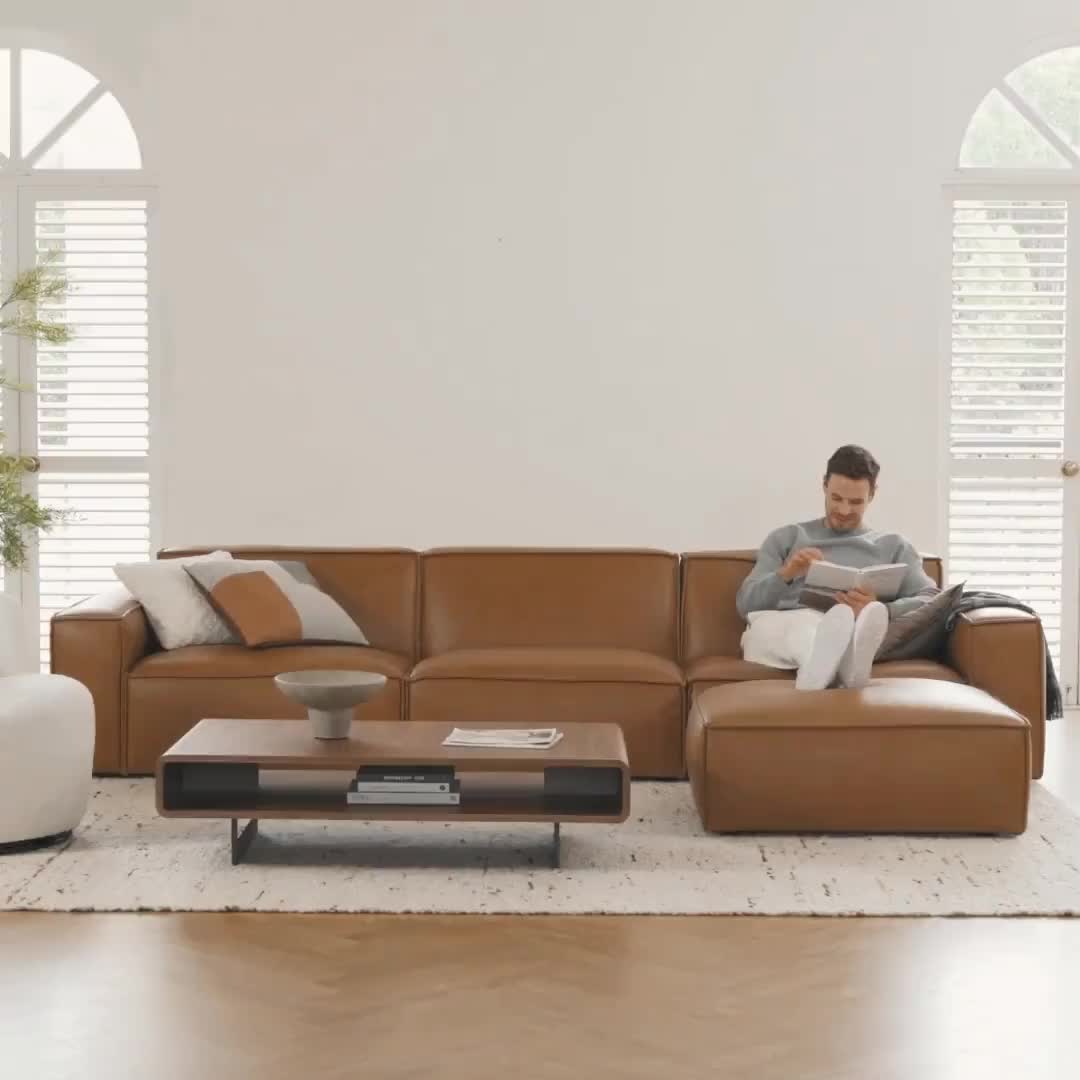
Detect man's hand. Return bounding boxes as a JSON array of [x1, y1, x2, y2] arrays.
[[779, 547, 824, 583], [835, 585, 877, 616]]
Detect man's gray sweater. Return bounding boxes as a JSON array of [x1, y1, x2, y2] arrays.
[[735, 518, 938, 620]]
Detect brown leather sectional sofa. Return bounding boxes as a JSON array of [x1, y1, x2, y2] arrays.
[[51, 547, 1048, 781]]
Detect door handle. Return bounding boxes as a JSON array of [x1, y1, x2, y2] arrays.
[[22, 455, 41, 474], [1063, 460, 1080, 478]]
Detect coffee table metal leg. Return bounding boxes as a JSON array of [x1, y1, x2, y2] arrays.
[[231, 818, 258, 865], [552, 822, 561, 869]]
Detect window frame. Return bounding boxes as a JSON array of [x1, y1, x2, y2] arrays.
[[941, 168, 1080, 705], [0, 40, 159, 670]]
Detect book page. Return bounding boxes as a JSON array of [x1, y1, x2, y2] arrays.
[[857, 563, 907, 601], [803, 560, 859, 591]]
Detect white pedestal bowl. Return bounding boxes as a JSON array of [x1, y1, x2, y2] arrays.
[[273, 670, 388, 739]]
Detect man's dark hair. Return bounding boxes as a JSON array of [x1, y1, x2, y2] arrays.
[[824, 444, 880, 491]]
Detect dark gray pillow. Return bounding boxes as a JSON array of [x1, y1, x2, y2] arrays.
[[876, 583, 965, 662]]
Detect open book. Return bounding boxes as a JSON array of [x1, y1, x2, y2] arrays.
[[799, 560, 907, 610]]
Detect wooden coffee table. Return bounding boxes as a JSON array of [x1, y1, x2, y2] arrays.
[[157, 719, 630, 867]]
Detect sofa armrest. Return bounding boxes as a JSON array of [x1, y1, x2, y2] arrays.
[[51, 585, 154, 775], [947, 607, 1046, 779]]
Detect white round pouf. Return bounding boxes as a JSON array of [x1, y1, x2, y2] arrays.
[[0, 674, 95, 851]]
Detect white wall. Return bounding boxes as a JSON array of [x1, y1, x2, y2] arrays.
[[11, 0, 1080, 553]]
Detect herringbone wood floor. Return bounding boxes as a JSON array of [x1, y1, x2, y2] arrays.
[[2, 718, 1079, 1080]]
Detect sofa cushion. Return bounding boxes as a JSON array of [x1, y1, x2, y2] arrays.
[[131, 644, 410, 680], [685, 655, 965, 685], [871, 659, 965, 683], [410, 647, 683, 685], [685, 656, 794, 683], [419, 549, 679, 658]]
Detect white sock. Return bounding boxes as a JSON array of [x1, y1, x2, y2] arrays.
[[795, 605, 855, 691], [838, 601, 889, 689]]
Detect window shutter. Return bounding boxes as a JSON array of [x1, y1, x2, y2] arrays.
[[947, 477, 1063, 659], [949, 199, 1067, 668], [35, 198, 150, 667], [951, 200, 1066, 459]]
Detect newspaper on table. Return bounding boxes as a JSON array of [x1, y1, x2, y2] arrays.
[[442, 727, 563, 750]]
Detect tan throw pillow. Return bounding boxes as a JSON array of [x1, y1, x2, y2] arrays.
[[876, 583, 965, 663], [185, 560, 368, 648]]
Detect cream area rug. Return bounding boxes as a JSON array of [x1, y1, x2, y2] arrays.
[[2, 780, 1079, 916]]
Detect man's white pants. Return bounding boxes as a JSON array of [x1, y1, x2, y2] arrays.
[[741, 609, 828, 670]]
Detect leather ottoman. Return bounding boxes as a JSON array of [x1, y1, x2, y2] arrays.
[[686, 678, 1030, 835]]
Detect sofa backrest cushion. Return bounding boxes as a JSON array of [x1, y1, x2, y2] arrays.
[[680, 550, 944, 663], [420, 548, 680, 658], [159, 547, 419, 659]]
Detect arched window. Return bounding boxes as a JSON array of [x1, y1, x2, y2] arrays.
[[0, 46, 153, 670], [960, 48, 1080, 169], [0, 47, 141, 170], [949, 47, 1080, 704]]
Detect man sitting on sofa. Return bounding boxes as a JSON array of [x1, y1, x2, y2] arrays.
[[736, 444, 937, 691]]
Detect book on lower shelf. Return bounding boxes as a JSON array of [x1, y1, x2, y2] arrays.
[[346, 779, 461, 806], [348, 764, 460, 804], [353, 764, 456, 794]]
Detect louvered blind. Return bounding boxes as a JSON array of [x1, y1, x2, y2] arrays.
[[37, 473, 150, 666], [36, 200, 149, 457], [951, 200, 1066, 458], [948, 477, 1063, 661], [35, 199, 150, 668], [949, 199, 1068, 670]]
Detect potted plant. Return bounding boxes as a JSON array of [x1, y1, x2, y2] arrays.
[[0, 253, 71, 672]]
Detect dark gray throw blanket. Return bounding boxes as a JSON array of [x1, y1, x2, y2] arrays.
[[945, 591, 1064, 721]]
